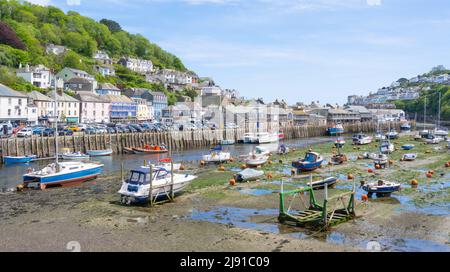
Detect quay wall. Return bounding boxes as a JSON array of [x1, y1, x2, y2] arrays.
[[0, 121, 409, 159]]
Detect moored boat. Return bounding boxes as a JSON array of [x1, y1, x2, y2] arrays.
[[87, 149, 113, 157], [23, 161, 103, 190], [374, 153, 388, 167], [278, 144, 290, 155], [331, 154, 347, 165], [235, 168, 265, 182], [307, 176, 337, 189], [220, 139, 235, 145], [123, 147, 135, 154], [380, 140, 394, 154], [61, 152, 90, 160], [327, 123, 344, 136], [425, 134, 444, 144], [202, 146, 231, 163], [362, 180, 401, 197], [132, 144, 169, 154], [401, 144, 415, 151], [386, 129, 399, 140], [400, 123, 411, 132], [352, 133, 373, 145], [402, 153, 417, 161], [334, 138, 346, 148], [3, 155, 37, 165], [256, 132, 279, 144], [245, 153, 269, 168], [118, 165, 196, 205], [292, 152, 324, 173], [241, 133, 257, 144]]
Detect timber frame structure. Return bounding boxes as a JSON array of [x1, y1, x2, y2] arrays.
[[278, 177, 356, 230]]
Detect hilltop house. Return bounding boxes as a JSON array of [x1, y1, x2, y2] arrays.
[[27, 91, 54, 124], [16, 64, 53, 89], [76, 93, 110, 123], [93, 51, 113, 65], [57, 67, 97, 91], [118, 57, 153, 74], [0, 84, 28, 124], [64, 77, 95, 93]]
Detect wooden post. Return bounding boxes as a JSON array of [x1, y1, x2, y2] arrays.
[[170, 161, 174, 201], [148, 164, 153, 207]]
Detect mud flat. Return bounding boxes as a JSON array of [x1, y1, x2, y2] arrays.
[[0, 134, 448, 252]]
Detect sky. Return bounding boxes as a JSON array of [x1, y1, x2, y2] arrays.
[[27, 0, 450, 105]]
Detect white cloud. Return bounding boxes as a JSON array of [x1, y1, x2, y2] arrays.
[[366, 0, 381, 6], [26, 0, 51, 6], [67, 0, 81, 6]]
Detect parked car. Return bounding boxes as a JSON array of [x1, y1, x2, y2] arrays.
[[17, 128, 33, 137], [77, 124, 88, 131], [67, 125, 81, 132], [32, 126, 46, 135], [130, 124, 144, 132], [43, 128, 55, 137], [94, 126, 107, 134], [59, 129, 74, 136]]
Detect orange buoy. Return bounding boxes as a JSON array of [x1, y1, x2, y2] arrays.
[[368, 168, 374, 173], [241, 164, 247, 169], [268, 160, 273, 165], [411, 179, 419, 186], [291, 168, 297, 175], [229, 179, 236, 186], [375, 164, 381, 169], [361, 194, 369, 202], [426, 173, 433, 178], [347, 174, 354, 180], [429, 170, 435, 175], [389, 160, 394, 165], [445, 163, 450, 168], [218, 165, 225, 171], [328, 161, 333, 166], [229, 157, 234, 162], [200, 160, 206, 166], [267, 173, 273, 179], [179, 165, 186, 171]]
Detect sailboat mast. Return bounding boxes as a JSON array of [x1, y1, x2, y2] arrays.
[[438, 91, 441, 129], [54, 76, 59, 164], [423, 96, 426, 131]]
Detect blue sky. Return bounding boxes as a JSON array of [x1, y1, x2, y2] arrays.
[[29, 0, 450, 104]]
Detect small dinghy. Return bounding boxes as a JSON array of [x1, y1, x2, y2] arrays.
[[363, 152, 378, 160], [292, 152, 324, 173], [202, 145, 231, 163], [245, 153, 269, 168], [3, 155, 37, 165], [425, 135, 444, 144], [352, 133, 373, 145], [123, 147, 135, 154], [402, 153, 417, 161], [133, 144, 169, 154], [61, 152, 90, 160], [400, 123, 411, 132], [235, 168, 265, 182], [401, 144, 415, 151], [362, 180, 401, 197], [375, 131, 386, 141], [118, 165, 197, 205], [220, 139, 235, 145], [334, 138, 346, 148], [87, 149, 113, 157], [307, 177, 337, 189]]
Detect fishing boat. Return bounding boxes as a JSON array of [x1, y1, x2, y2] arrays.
[[256, 132, 279, 144], [245, 152, 269, 168], [400, 123, 412, 132], [87, 149, 113, 157], [434, 128, 449, 137], [241, 133, 257, 144], [61, 152, 90, 160], [425, 134, 444, 144], [362, 180, 401, 197], [292, 152, 324, 173], [401, 144, 415, 151], [235, 168, 265, 182], [118, 165, 197, 205], [202, 145, 231, 163], [352, 133, 373, 145], [373, 153, 388, 167], [23, 161, 103, 190], [3, 155, 37, 165], [132, 144, 168, 154], [307, 177, 337, 189], [22, 80, 103, 190], [278, 144, 290, 155], [220, 139, 235, 145], [334, 138, 346, 148], [327, 123, 344, 136], [380, 140, 394, 154], [402, 153, 417, 161], [385, 129, 399, 140]]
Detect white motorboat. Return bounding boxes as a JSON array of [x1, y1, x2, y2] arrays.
[[256, 132, 279, 144], [202, 146, 231, 163], [352, 133, 373, 145], [425, 135, 444, 144], [380, 140, 394, 154], [375, 132, 386, 141], [61, 152, 90, 160], [434, 128, 448, 137], [402, 153, 417, 161], [245, 153, 269, 168], [362, 180, 401, 197], [242, 133, 257, 144], [118, 165, 196, 205], [385, 129, 399, 140], [374, 153, 388, 166], [363, 152, 378, 160]]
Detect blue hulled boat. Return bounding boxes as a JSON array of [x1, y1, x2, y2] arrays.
[[401, 144, 415, 151], [87, 149, 113, 157], [326, 123, 344, 136], [3, 155, 37, 165], [292, 152, 324, 173], [362, 180, 401, 197]]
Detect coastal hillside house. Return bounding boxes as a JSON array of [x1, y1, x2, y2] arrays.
[[76, 93, 111, 124], [27, 91, 54, 124], [57, 67, 96, 83], [146, 69, 199, 86], [132, 97, 152, 121], [102, 94, 137, 122], [55, 93, 80, 123], [16, 64, 53, 89], [45, 44, 67, 56], [0, 84, 28, 123], [345, 105, 373, 122], [94, 65, 115, 77], [368, 109, 406, 122], [96, 83, 121, 96], [122, 88, 162, 120], [64, 77, 95, 93], [93, 51, 113, 65], [118, 57, 153, 74], [161, 103, 192, 125]]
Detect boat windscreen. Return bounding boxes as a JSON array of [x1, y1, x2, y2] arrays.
[[128, 171, 146, 185]]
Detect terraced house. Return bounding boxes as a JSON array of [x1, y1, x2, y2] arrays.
[[103, 94, 137, 122], [27, 91, 55, 124], [76, 93, 111, 124], [55, 93, 80, 123]]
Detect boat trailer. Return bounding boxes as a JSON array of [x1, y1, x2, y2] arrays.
[[278, 178, 356, 230]]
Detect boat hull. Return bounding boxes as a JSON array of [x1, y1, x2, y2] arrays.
[[87, 149, 113, 157], [327, 128, 344, 136], [3, 155, 36, 164], [132, 147, 169, 154], [23, 165, 103, 188], [292, 160, 323, 172], [307, 177, 337, 189]]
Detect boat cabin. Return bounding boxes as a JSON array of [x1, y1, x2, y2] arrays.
[[126, 167, 170, 185], [304, 152, 319, 162]]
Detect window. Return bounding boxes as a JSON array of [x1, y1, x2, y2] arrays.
[[18, 109, 21, 115], [8, 98, 11, 105], [18, 99, 22, 105], [68, 110, 71, 115], [8, 109, 11, 116]]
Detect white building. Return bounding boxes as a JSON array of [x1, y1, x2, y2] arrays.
[[94, 65, 115, 77], [27, 103, 38, 125], [118, 57, 153, 74], [76, 93, 110, 123], [16, 64, 53, 89], [0, 83, 28, 123]]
